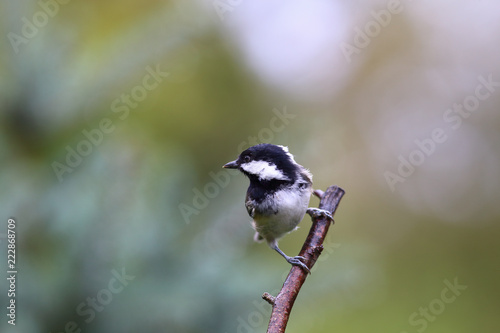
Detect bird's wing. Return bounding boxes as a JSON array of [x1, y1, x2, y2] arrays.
[[245, 192, 256, 218]]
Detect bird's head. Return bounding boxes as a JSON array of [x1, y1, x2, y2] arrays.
[[223, 144, 299, 182]]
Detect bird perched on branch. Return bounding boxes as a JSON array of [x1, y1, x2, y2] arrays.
[[223, 143, 332, 273]]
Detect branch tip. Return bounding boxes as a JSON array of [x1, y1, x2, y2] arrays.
[[262, 292, 276, 305]]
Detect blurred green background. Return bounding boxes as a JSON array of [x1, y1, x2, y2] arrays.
[[1, 1, 499, 332]]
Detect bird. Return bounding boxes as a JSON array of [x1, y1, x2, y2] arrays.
[[223, 143, 332, 273]]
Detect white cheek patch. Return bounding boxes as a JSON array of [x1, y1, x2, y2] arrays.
[[241, 160, 290, 181]]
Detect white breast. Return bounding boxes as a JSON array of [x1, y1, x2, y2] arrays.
[[251, 186, 311, 242]]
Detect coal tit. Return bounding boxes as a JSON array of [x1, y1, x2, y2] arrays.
[[223, 143, 331, 273]]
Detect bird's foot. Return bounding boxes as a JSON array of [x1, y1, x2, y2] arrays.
[[307, 208, 334, 223], [286, 255, 311, 274]]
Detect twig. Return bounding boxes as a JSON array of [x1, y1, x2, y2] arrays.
[[264, 185, 345, 333], [262, 292, 276, 305]]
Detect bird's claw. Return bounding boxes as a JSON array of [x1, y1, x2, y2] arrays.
[[307, 208, 334, 222], [286, 256, 311, 274]]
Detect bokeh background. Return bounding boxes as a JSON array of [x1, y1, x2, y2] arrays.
[[1, 1, 499, 332]]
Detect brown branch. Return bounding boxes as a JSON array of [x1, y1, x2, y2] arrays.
[[264, 185, 345, 333]]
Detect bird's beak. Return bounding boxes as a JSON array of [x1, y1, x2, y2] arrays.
[[223, 160, 239, 169]]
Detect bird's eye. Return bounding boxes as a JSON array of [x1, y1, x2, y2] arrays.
[[243, 155, 251, 163]]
